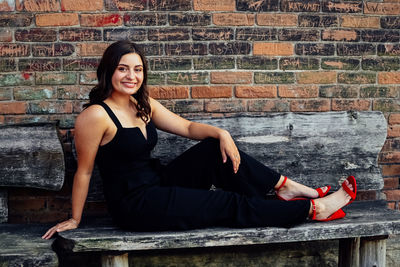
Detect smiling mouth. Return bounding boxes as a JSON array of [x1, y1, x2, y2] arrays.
[[122, 82, 137, 88]]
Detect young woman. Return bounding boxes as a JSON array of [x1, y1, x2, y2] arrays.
[[42, 41, 356, 239]]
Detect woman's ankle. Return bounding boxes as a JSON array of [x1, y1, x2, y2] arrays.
[[274, 175, 287, 190]]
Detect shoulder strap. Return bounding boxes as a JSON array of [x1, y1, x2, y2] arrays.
[[96, 102, 123, 129]]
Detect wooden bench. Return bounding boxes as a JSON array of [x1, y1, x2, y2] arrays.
[[0, 123, 65, 266], [53, 111, 400, 267]]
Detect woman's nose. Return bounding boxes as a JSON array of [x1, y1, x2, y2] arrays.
[[126, 70, 136, 80]]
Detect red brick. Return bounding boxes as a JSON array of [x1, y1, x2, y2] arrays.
[[384, 177, 399, 189], [388, 125, 400, 137], [332, 99, 371, 111], [387, 202, 396, 210], [36, 13, 78, 26], [192, 86, 232, 98], [389, 113, 400, 125], [379, 152, 400, 164], [213, 13, 255, 26], [105, 0, 146, 11], [235, 85, 277, 98], [322, 29, 359, 41], [279, 85, 318, 98], [9, 210, 69, 223], [296, 71, 336, 84], [378, 72, 400, 84], [194, 0, 235, 11], [253, 43, 293, 56], [80, 72, 97, 85], [0, 0, 14, 11], [28, 101, 74, 114], [248, 99, 290, 112], [0, 102, 27, 114], [47, 197, 72, 210], [322, 1, 362, 13], [60, 28, 101, 41], [16, 0, 59, 11], [382, 139, 400, 152], [77, 43, 109, 56], [149, 86, 189, 99], [290, 99, 331, 112], [341, 15, 380, 28], [33, 43, 74, 57], [384, 190, 400, 201], [0, 29, 12, 42], [61, 0, 103, 11], [383, 165, 400, 176], [0, 44, 29, 57], [257, 14, 297, 26], [364, 2, 400, 15], [211, 72, 252, 84], [205, 99, 246, 112], [357, 190, 376, 201], [57, 85, 89, 100], [373, 99, 400, 112], [80, 14, 123, 27], [0, 14, 32, 27], [9, 198, 47, 212], [15, 28, 57, 42]]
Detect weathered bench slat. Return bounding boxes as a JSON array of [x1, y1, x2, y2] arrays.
[[0, 224, 58, 266], [0, 123, 65, 190], [152, 111, 386, 191], [55, 201, 400, 253]]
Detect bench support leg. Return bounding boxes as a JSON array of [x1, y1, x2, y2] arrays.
[[101, 253, 129, 267], [339, 236, 387, 267], [359, 236, 387, 267], [0, 189, 8, 223], [339, 237, 360, 267]]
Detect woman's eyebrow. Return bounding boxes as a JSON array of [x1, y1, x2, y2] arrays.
[[118, 63, 143, 67]]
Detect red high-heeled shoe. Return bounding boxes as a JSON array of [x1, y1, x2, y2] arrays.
[[275, 176, 331, 201], [310, 199, 346, 221], [342, 175, 357, 206]]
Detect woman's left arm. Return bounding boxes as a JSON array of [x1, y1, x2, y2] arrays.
[[150, 98, 241, 173]]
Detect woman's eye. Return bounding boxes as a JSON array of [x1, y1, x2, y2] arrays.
[[118, 67, 127, 72], [135, 68, 143, 72]]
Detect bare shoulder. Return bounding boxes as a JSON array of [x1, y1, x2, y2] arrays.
[[149, 97, 163, 112], [75, 104, 108, 130]]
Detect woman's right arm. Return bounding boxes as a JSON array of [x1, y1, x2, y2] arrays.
[[42, 105, 108, 239]]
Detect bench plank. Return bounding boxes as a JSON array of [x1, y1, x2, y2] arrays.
[[54, 201, 400, 253], [0, 189, 7, 223], [0, 123, 65, 190], [153, 111, 387, 191], [0, 224, 58, 267]]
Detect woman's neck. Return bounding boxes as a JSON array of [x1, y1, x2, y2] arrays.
[[107, 92, 132, 109]]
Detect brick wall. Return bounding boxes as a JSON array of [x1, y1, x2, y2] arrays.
[[1, 0, 399, 223]]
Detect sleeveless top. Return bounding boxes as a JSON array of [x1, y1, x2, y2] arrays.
[[94, 102, 160, 211]]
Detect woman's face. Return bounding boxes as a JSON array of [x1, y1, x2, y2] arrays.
[[111, 53, 144, 96]]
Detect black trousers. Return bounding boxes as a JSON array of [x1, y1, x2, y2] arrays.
[[118, 138, 310, 231]]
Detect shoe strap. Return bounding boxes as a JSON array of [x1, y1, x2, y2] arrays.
[[276, 176, 287, 191], [310, 199, 316, 220], [342, 178, 356, 200]]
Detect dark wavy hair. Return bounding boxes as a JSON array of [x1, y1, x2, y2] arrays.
[[84, 40, 151, 122]]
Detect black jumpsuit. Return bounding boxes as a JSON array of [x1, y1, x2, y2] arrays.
[[95, 102, 310, 231]]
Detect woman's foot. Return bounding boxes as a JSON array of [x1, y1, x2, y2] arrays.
[[311, 179, 353, 220], [275, 176, 330, 201]]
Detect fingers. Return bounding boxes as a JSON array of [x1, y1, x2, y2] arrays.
[[231, 152, 241, 173], [221, 150, 227, 163], [218, 133, 240, 173], [42, 219, 78, 240]]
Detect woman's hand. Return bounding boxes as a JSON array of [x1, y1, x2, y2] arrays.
[[219, 130, 241, 173], [41, 218, 79, 240]]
